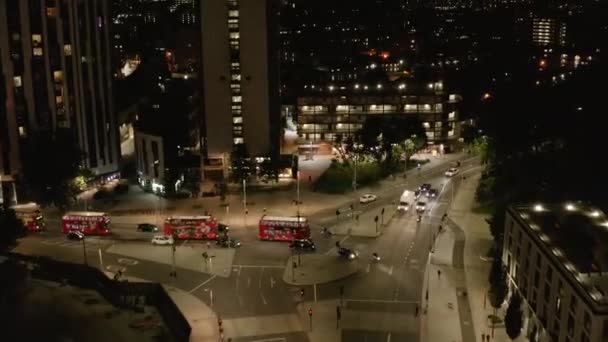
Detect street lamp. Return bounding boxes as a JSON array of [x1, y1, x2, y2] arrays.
[[296, 171, 301, 217], [82, 236, 88, 266]]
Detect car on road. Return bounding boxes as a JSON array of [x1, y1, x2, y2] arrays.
[[338, 247, 358, 260], [217, 237, 241, 248], [137, 223, 159, 232], [151, 235, 174, 245], [289, 239, 316, 252], [66, 231, 85, 241], [359, 194, 378, 204], [445, 167, 459, 177], [418, 183, 432, 195], [416, 201, 427, 212], [427, 189, 438, 198]]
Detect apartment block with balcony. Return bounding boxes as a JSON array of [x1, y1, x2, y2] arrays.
[[295, 79, 461, 149], [503, 203, 608, 342]]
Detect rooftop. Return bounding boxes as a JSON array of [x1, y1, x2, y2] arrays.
[[512, 202, 608, 309]]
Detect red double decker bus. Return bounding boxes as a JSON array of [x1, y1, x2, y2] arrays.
[[163, 215, 222, 240], [11, 202, 46, 232], [62, 211, 111, 235], [258, 215, 310, 241]]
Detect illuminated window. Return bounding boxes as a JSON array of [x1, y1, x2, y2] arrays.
[[230, 32, 240, 39], [233, 137, 244, 144], [53, 71, 63, 82], [423, 122, 430, 129], [33, 48, 43, 56], [231, 96, 242, 103], [64, 44, 72, 56], [46, 7, 57, 17], [13, 76, 22, 87], [233, 117, 243, 124], [231, 74, 241, 81], [32, 34, 42, 45], [448, 111, 456, 120], [55, 95, 63, 104], [228, 10, 239, 18], [19, 126, 26, 137]]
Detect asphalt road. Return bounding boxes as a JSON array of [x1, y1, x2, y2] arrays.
[[14, 157, 480, 341]]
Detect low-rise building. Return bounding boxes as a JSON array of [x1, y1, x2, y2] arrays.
[[504, 203, 608, 342], [295, 79, 461, 150]]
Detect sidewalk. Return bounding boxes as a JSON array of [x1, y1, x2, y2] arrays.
[[423, 171, 525, 342]]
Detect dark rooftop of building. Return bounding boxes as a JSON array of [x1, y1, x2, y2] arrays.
[[512, 203, 608, 307]]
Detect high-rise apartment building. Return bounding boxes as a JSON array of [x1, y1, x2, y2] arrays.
[[0, 0, 119, 203], [200, 0, 280, 180], [532, 16, 567, 46], [504, 203, 608, 342]]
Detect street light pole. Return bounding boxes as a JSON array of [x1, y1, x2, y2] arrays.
[[82, 236, 88, 266], [353, 156, 357, 191], [296, 171, 300, 217], [242, 179, 247, 213]]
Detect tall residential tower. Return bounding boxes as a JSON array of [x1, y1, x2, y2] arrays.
[[200, 0, 280, 181], [0, 0, 119, 203]]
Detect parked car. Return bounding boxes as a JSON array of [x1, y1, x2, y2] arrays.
[[445, 167, 459, 177], [66, 231, 85, 241], [137, 223, 158, 232], [427, 189, 438, 198], [289, 239, 316, 251], [151, 235, 174, 245], [359, 194, 378, 204], [338, 247, 358, 260], [416, 201, 427, 212]]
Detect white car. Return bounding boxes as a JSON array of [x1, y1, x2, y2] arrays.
[[359, 194, 378, 204], [151, 235, 174, 245], [445, 167, 459, 177], [416, 201, 427, 212]]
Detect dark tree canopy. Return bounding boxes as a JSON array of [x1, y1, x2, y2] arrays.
[[505, 293, 523, 340], [0, 209, 25, 252], [20, 128, 85, 209]]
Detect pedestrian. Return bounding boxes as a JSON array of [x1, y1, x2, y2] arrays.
[[438, 225, 443, 233], [437, 269, 441, 279], [206, 241, 211, 249], [263, 207, 267, 214], [415, 304, 419, 317], [442, 213, 447, 221], [308, 175, 312, 183], [486, 335, 491, 341], [482, 333, 486, 341]]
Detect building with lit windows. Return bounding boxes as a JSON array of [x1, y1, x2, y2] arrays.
[[532, 16, 567, 46], [0, 0, 119, 204], [503, 203, 608, 342], [295, 79, 461, 150], [200, 0, 280, 180]]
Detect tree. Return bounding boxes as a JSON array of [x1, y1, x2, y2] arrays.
[[230, 144, 254, 185], [358, 116, 426, 165], [20, 128, 85, 209], [505, 293, 523, 340], [259, 158, 280, 183], [0, 209, 25, 252]]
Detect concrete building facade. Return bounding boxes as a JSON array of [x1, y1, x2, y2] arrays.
[[0, 0, 120, 202], [199, 0, 280, 181], [504, 203, 608, 342]]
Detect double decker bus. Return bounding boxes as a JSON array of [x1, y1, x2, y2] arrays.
[[258, 215, 310, 241], [11, 202, 46, 232], [163, 215, 224, 240], [62, 211, 111, 236]]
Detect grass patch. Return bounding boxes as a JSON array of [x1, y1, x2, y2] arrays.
[[473, 201, 495, 214]]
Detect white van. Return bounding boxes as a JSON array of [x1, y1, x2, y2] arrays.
[[397, 190, 415, 212]]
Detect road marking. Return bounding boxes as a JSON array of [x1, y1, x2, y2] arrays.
[[314, 284, 317, 302], [233, 264, 284, 269], [388, 265, 393, 276], [181, 240, 188, 247], [189, 275, 217, 293], [259, 268, 264, 288], [387, 332, 392, 342], [117, 258, 138, 266], [260, 293, 268, 305], [346, 299, 420, 304]]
